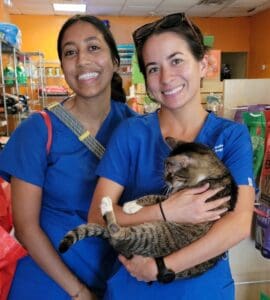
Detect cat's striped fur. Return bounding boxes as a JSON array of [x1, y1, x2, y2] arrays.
[[59, 137, 237, 279]]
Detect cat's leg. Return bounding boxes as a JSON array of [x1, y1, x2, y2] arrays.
[[101, 197, 121, 234], [123, 195, 167, 214], [59, 223, 108, 253]]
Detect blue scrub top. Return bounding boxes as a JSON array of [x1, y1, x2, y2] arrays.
[[0, 100, 136, 300], [97, 111, 254, 300]]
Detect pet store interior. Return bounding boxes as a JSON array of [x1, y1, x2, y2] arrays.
[[0, 0, 270, 299]]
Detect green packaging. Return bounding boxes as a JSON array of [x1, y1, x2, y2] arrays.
[[16, 62, 27, 85], [242, 112, 266, 184], [4, 65, 15, 86]]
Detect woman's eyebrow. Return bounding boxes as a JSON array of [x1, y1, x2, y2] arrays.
[[62, 36, 99, 48], [145, 52, 183, 69]]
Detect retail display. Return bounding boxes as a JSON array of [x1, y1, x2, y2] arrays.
[[0, 39, 46, 135], [43, 60, 70, 105], [233, 103, 270, 259], [242, 111, 266, 183], [255, 109, 270, 259]]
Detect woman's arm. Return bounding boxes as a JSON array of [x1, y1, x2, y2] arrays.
[[88, 178, 230, 226], [11, 177, 95, 300], [88, 177, 161, 225], [119, 185, 255, 281]]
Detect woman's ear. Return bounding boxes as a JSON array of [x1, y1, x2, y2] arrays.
[[199, 54, 209, 78]]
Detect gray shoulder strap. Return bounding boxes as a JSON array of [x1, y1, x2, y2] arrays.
[[47, 102, 105, 159]]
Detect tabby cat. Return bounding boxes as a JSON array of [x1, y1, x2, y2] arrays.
[[59, 137, 238, 279]]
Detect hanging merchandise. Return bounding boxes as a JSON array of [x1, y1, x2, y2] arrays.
[[242, 111, 266, 185], [255, 110, 270, 259], [234, 104, 269, 124]]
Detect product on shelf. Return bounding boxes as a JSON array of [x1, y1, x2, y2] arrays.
[[39, 85, 68, 97], [242, 111, 266, 183], [0, 93, 29, 115], [254, 109, 270, 259], [0, 22, 22, 49], [3, 65, 15, 86], [16, 62, 27, 85]]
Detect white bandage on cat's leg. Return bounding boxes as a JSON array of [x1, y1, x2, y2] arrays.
[[101, 197, 113, 216], [123, 200, 143, 214]]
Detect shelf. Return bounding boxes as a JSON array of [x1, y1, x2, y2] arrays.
[[46, 75, 64, 78], [117, 44, 134, 67], [0, 41, 46, 135], [0, 38, 20, 54]]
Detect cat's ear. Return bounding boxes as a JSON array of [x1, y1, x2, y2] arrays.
[[180, 155, 194, 168], [165, 137, 183, 149]]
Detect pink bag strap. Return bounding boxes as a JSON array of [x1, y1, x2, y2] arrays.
[[37, 110, 52, 155]]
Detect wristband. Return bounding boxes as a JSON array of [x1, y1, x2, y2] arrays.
[[159, 201, 167, 221]]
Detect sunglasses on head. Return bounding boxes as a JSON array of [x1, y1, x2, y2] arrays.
[[133, 12, 201, 48]]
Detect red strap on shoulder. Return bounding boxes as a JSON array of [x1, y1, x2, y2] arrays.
[[37, 111, 52, 155]]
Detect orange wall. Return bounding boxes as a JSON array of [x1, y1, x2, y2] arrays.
[[9, 15, 68, 60], [193, 17, 250, 52], [249, 9, 270, 78], [9, 14, 250, 61]]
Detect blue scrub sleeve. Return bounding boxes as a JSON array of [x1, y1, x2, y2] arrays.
[[0, 113, 48, 187], [97, 120, 132, 186], [222, 124, 254, 186]]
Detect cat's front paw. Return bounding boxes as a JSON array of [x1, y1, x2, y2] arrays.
[[123, 200, 143, 214], [101, 197, 113, 216]]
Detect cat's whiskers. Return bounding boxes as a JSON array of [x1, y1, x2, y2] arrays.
[[163, 185, 172, 196]]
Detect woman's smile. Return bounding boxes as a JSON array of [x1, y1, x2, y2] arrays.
[[78, 71, 99, 81], [162, 84, 184, 96]]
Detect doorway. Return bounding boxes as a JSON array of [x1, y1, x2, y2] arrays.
[[221, 52, 247, 79]]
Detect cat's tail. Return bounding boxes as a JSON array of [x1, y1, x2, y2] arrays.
[[58, 223, 108, 253]]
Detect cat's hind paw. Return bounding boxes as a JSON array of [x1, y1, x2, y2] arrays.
[[101, 197, 113, 216], [123, 200, 143, 214]]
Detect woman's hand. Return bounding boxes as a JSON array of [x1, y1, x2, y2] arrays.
[[118, 255, 157, 282], [162, 183, 230, 224]]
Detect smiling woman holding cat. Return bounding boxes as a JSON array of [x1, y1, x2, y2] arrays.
[[88, 12, 255, 299]]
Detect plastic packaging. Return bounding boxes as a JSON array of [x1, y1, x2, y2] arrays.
[[242, 111, 266, 183], [0, 22, 22, 49], [3, 64, 15, 86], [16, 62, 27, 85], [255, 110, 270, 259]]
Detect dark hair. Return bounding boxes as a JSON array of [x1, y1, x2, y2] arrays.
[[111, 72, 126, 103], [133, 13, 209, 78], [57, 14, 120, 66], [57, 15, 126, 102]]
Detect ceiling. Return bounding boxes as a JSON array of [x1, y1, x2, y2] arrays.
[[6, 0, 270, 17]]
